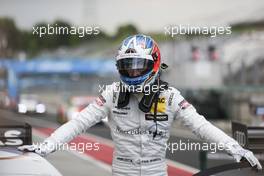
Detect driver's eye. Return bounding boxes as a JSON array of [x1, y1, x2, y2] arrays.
[[127, 70, 140, 77]]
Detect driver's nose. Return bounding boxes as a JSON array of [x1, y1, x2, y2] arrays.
[[127, 70, 140, 77]]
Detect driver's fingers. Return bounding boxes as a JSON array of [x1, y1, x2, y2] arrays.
[[35, 148, 47, 157], [250, 157, 262, 170], [244, 152, 262, 170], [17, 145, 36, 151], [256, 159, 263, 170]]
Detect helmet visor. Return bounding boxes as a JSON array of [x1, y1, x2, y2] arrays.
[[117, 58, 154, 78]]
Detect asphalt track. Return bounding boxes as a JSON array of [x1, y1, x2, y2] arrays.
[[0, 108, 234, 175]]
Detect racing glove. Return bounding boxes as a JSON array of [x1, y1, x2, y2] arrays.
[[225, 142, 262, 170], [18, 139, 56, 157]]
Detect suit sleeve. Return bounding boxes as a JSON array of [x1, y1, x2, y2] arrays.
[[45, 84, 112, 144]]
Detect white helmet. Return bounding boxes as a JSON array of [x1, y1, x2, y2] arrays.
[[116, 34, 161, 92]]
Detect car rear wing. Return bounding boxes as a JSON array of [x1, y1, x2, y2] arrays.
[[0, 123, 32, 147], [232, 122, 264, 153]]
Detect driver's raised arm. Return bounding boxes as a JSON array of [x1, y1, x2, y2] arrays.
[[171, 88, 262, 170], [47, 87, 111, 144], [18, 84, 113, 156]]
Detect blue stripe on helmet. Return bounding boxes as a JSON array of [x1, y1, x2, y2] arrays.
[[120, 71, 152, 85], [123, 36, 133, 47], [145, 37, 153, 49]]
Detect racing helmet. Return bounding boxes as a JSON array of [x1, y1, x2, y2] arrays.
[[116, 34, 161, 92]]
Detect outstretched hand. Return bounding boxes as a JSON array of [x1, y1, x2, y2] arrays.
[[18, 142, 55, 157], [226, 143, 262, 170]]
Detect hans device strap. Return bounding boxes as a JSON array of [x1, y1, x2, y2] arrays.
[[117, 86, 130, 108], [138, 80, 168, 113], [138, 90, 157, 113], [117, 80, 168, 112]]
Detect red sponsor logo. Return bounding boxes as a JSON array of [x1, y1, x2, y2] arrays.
[[178, 100, 190, 110], [95, 95, 106, 106]]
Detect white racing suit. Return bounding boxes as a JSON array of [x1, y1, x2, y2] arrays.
[[41, 82, 258, 175]]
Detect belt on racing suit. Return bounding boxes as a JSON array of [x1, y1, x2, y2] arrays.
[[116, 157, 163, 165]]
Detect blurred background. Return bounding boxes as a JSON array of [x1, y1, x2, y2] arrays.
[[0, 0, 264, 176]]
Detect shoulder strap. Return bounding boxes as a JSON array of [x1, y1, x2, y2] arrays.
[[117, 83, 130, 108], [138, 91, 157, 113], [116, 80, 168, 110], [138, 79, 168, 113]]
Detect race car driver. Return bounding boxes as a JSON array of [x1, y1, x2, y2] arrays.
[[19, 34, 262, 176]]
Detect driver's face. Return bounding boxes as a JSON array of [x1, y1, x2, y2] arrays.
[[127, 69, 143, 77]]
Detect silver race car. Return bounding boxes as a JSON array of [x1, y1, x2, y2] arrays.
[[0, 123, 62, 176]]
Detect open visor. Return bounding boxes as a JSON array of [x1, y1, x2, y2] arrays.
[[116, 58, 154, 78]]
